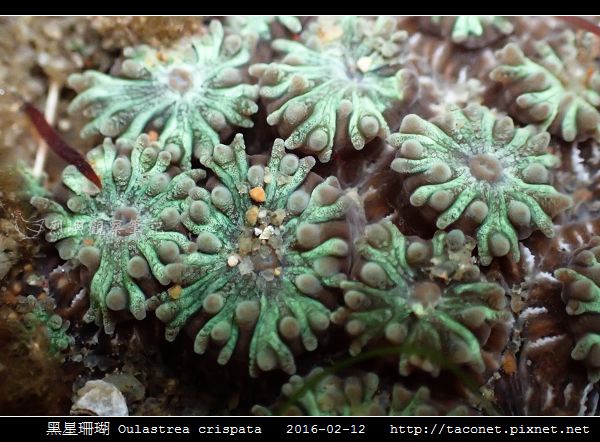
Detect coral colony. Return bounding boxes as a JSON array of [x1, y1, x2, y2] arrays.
[[1, 15, 600, 416]]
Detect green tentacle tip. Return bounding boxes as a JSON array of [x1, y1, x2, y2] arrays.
[[67, 20, 259, 169], [31, 134, 205, 335], [250, 16, 418, 162], [389, 104, 572, 265], [150, 134, 352, 377]]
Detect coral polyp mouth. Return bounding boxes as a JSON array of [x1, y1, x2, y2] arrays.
[[410, 281, 443, 311], [249, 244, 281, 275], [112, 206, 141, 237], [468, 153, 503, 183], [234, 208, 286, 279], [167, 67, 195, 94]]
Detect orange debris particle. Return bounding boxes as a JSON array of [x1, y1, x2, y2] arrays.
[[586, 67, 595, 85], [249, 187, 266, 203], [501, 352, 517, 375], [168, 285, 182, 300]]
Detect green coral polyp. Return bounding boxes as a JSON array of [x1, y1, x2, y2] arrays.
[[253, 368, 388, 416], [423, 16, 513, 48], [151, 134, 351, 376], [31, 134, 205, 334], [253, 367, 474, 416], [332, 219, 511, 377], [490, 35, 600, 142], [250, 16, 417, 162], [68, 20, 259, 169], [225, 16, 302, 41], [389, 104, 571, 265], [555, 237, 600, 383], [20, 295, 72, 356]]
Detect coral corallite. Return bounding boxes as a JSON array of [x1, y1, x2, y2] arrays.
[[490, 33, 600, 142], [389, 104, 572, 265], [252, 367, 474, 416], [224, 16, 302, 42], [19, 295, 72, 357], [332, 220, 512, 377], [67, 20, 259, 169], [150, 134, 352, 377], [555, 237, 600, 383], [31, 134, 205, 333], [421, 16, 513, 49], [250, 16, 418, 162]]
